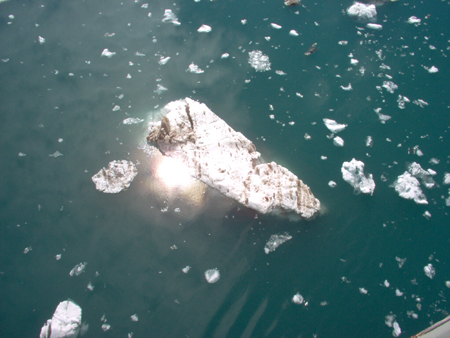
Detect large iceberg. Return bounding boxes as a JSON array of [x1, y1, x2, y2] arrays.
[[92, 160, 137, 193], [347, 2, 377, 22], [341, 159, 375, 195], [146, 98, 321, 220], [40, 300, 83, 338]]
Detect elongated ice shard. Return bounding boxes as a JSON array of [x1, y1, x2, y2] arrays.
[[146, 98, 320, 220]]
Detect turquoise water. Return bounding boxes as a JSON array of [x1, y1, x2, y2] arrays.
[[1, 0, 450, 337]]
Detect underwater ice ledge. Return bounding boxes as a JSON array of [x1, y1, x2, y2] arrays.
[[146, 98, 321, 220]]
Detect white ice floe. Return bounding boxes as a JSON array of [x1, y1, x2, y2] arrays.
[[366, 136, 373, 147], [39, 36, 45, 44], [158, 56, 171, 65], [359, 287, 368, 294], [154, 84, 168, 95], [182, 266, 191, 273], [423, 211, 431, 219], [270, 23, 282, 29], [221, 53, 230, 59], [162, 9, 180, 25], [382, 81, 398, 94], [443, 173, 450, 185], [424, 263, 435, 279], [186, 63, 204, 74], [408, 162, 435, 188], [392, 172, 427, 204], [338, 41, 348, 45], [275, 70, 287, 76], [342, 159, 375, 195], [123, 118, 144, 125], [374, 108, 391, 123], [69, 262, 87, 277], [92, 160, 138, 194], [397, 95, 410, 109], [366, 23, 382, 30], [197, 24, 211, 33], [248, 50, 271, 72], [292, 293, 305, 305], [350, 58, 359, 65], [40, 300, 83, 338], [289, 30, 299, 37], [423, 65, 439, 73], [49, 151, 63, 158], [204, 269, 220, 283], [346, 2, 377, 22], [131, 314, 139, 322], [333, 136, 344, 147], [413, 99, 428, 108], [323, 118, 347, 133], [393, 322, 402, 337], [407, 16, 421, 25], [340, 83, 353, 91], [328, 181, 337, 188], [101, 49, 116, 58], [264, 232, 292, 254]]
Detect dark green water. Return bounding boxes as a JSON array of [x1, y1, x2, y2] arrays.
[[1, 0, 450, 337]]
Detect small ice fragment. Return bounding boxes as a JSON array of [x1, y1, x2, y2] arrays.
[[350, 58, 359, 65], [413, 99, 428, 108], [221, 53, 230, 59], [341, 83, 353, 91], [424, 65, 438, 73], [374, 108, 391, 123], [382, 81, 398, 94], [338, 41, 348, 45], [123, 118, 144, 125], [264, 232, 292, 254], [423, 211, 431, 219], [204, 268, 220, 283], [18, 152, 26, 157], [341, 158, 375, 195], [275, 70, 286, 76], [289, 30, 299, 37], [424, 263, 435, 279], [333, 136, 344, 147], [92, 160, 138, 194], [292, 293, 304, 304], [38, 36, 45, 44], [304, 133, 311, 140], [270, 23, 282, 29], [321, 156, 327, 160], [323, 118, 347, 133], [328, 181, 337, 188], [162, 9, 180, 25], [23, 246, 32, 254], [241, 19, 247, 25], [182, 266, 191, 273], [393, 321, 401, 337], [158, 56, 171, 65], [101, 48, 116, 58], [395, 289, 404, 297], [55, 254, 62, 260], [384, 280, 390, 288], [443, 173, 450, 185], [407, 16, 421, 25], [366, 136, 373, 147], [446, 281, 450, 288], [39, 300, 83, 338], [397, 95, 410, 109], [408, 162, 435, 188], [392, 172, 427, 204], [174, 208, 181, 213], [58, 138, 63, 143], [346, 3, 377, 22], [186, 63, 204, 74], [197, 24, 211, 33], [154, 84, 168, 95], [49, 151, 63, 158], [112, 105, 120, 111], [69, 262, 87, 276], [101, 323, 111, 332], [131, 314, 139, 322], [296, 92, 303, 98], [248, 50, 271, 72], [366, 23, 382, 30], [87, 282, 94, 291], [359, 287, 368, 294]]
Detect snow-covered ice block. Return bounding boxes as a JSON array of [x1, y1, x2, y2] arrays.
[[323, 118, 347, 133], [341, 159, 375, 195], [347, 2, 377, 22], [92, 160, 138, 193], [264, 232, 292, 254], [205, 269, 220, 283], [392, 172, 428, 204], [248, 50, 271, 72], [333, 136, 344, 147], [197, 24, 211, 33], [40, 300, 83, 338], [162, 9, 180, 25]]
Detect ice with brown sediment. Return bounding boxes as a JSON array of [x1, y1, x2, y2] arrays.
[[146, 98, 321, 220]]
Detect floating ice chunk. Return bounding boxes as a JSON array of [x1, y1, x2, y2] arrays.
[[395, 289, 404, 297], [444, 173, 450, 185], [397, 95, 410, 109], [333, 136, 344, 147], [18, 152, 26, 157], [424, 263, 435, 279], [204, 269, 220, 283], [264, 232, 292, 254], [446, 281, 450, 288], [154, 84, 168, 95], [275, 70, 287, 76], [131, 314, 139, 322], [366, 23, 382, 30], [39, 36, 45, 44], [341, 83, 353, 91], [158, 56, 171, 65], [112, 105, 120, 111], [359, 287, 368, 294], [323, 118, 347, 133], [424, 65, 439, 73], [49, 151, 63, 158], [393, 321, 402, 337], [92, 160, 138, 193], [241, 19, 247, 25], [341, 159, 375, 195], [338, 40, 348, 45], [182, 266, 191, 273], [408, 162, 435, 188], [101, 324, 111, 332], [366, 136, 373, 147], [40, 300, 83, 338], [70, 262, 87, 277], [385, 314, 396, 328], [328, 181, 337, 188], [384, 280, 390, 288], [123, 118, 144, 125], [292, 293, 304, 305], [270, 23, 282, 29], [350, 58, 359, 65], [101, 49, 116, 58], [289, 30, 299, 37], [248, 50, 271, 72], [423, 211, 431, 219], [304, 133, 311, 140], [382, 81, 398, 94], [392, 172, 428, 204], [347, 2, 377, 22], [197, 24, 211, 33], [186, 63, 204, 74], [374, 108, 391, 123], [407, 16, 421, 25], [413, 99, 428, 108], [87, 282, 94, 291], [162, 9, 180, 25]]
